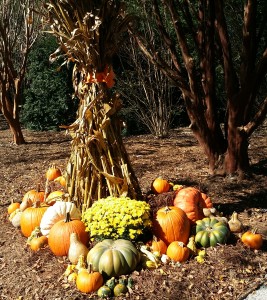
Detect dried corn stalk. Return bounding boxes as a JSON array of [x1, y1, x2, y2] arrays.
[[44, 0, 142, 211]]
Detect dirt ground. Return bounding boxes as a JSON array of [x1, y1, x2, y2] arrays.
[[0, 122, 266, 300]]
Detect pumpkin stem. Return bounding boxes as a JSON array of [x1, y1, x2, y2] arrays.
[[65, 212, 72, 223], [163, 206, 171, 213]]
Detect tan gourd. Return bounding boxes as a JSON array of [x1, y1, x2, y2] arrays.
[[68, 232, 89, 264], [228, 211, 243, 233]]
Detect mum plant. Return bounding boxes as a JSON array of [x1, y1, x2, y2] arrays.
[[82, 196, 152, 241]]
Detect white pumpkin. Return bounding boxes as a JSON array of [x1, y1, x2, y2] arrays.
[[40, 201, 81, 236], [9, 209, 22, 228]]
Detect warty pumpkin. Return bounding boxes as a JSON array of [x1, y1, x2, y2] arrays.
[[40, 201, 81, 236], [173, 187, 213, 223], [152, 206, 190, 245], [48, 212, 89, 256], [87, 239, 140, 277]]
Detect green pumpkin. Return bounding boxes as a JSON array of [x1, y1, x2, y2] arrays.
[[87, 239, 140, 277], [195, 217, 229, 248], [97, 285, 112, 298]]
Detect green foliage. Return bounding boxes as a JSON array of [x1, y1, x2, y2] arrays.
[[21, 34, 78, 131], [82, 196, 152, 241]]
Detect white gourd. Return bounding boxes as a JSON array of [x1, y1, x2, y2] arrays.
[[40, 201, 81, 236], [11, 210, 23, 228], [68, 233, 89, 264]]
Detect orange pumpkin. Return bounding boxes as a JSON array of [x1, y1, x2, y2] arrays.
[[46, 164, 62, 181], [76, 267, 103, 293], [20, 202, 48, 237], [167, 241, 190, 262], [7, 202, 20, 215], [173, 187, 213, 223], [147, 236, 168, 254], [152, 177, 170, 194], [22, 189, 45, 205], [153, 206, 190, 245], [241, 230, 263, 250], [48, 212, 89, 256]]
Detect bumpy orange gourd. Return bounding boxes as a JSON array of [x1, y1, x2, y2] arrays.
[[241, 230, 263, 250], [46, 164, 62, 181], [173, 187, 213, 223], [76, 267, 103, 294], [20, 202, 48, 237], [30, 236, 48, 251], [153, 206, 190, 245], [152, 177, 170, 194], [167, 241, 190, 262], [7, 202, 20, 215], [48, 212, 89, 256]]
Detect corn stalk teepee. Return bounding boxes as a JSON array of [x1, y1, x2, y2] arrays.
[[44, 0, 142, 211]]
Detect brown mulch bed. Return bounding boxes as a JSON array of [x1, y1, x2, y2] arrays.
[[0, 124, 266, 300]]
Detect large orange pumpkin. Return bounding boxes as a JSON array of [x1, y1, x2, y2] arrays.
[[152, 206, 190, 245], [48, 212, 89, 256], [20, 202, 48, 237], [173, 187, 213, 223]]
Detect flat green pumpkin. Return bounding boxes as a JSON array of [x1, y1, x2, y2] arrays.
[[195, 217, 229, 248], [87, 239, 140, 277]]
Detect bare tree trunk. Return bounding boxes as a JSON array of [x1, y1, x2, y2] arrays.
[[0, 89, 25, 145]]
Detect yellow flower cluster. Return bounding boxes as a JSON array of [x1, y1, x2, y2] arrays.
[[82, 196, 152, 241]]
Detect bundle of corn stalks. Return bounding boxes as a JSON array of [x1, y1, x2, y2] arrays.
[[43, 0, 142, 211]]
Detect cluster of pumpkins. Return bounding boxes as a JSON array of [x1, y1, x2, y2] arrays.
[[6, 172, 264, 297]]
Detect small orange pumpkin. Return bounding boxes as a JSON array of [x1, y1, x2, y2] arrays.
[[147, 236, 168, 254], [22, 189, 45, 205], [153, 206, 190, 245], [76, 266, 103, 293], [167, 241, 190, 262], [48, 212, 89, 256], [173, 187, 213, 223], [241, 230, 263, 250], [152, 177, 170, 194], [20, 202, 48, 237], [7, 202, 20, 215], [46, 164, 62, 181]]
